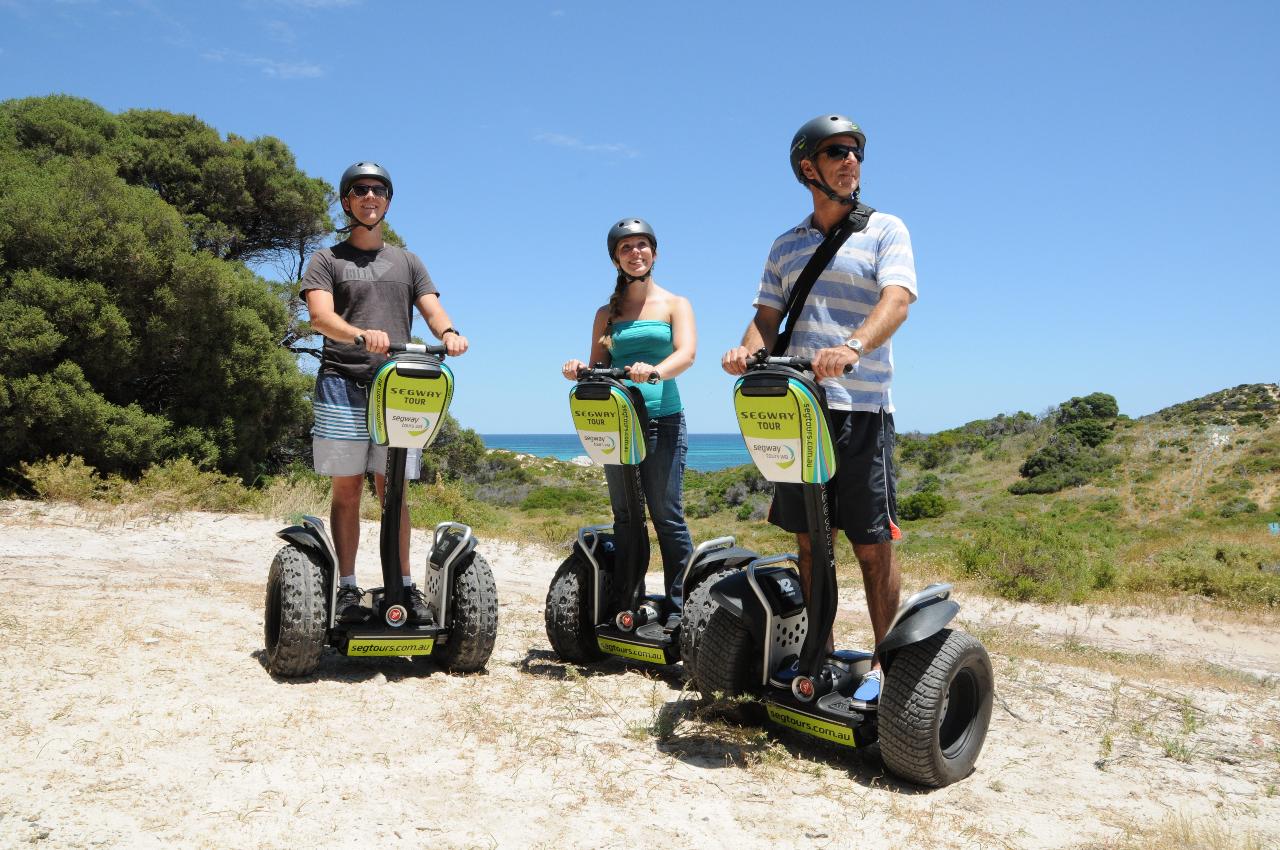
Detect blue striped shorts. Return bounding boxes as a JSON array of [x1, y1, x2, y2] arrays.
[[312, 373, 422, 479]]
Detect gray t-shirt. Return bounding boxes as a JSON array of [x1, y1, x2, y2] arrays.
[[300, 241, 438, 381]]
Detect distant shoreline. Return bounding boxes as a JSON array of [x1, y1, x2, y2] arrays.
[[480, 433, 750, 473]]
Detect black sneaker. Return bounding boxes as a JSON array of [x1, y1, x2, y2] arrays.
[[335, 584, 365, 622], [405, 584, 433, 623]]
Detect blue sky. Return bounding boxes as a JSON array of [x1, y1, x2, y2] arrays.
[[3, 0, 1276, 435]]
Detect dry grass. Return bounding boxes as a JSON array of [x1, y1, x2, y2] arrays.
[[1078, 812, 1270, 850], [973, 621, 1276, 694]]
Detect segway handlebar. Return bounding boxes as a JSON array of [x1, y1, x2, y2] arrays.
[[749, 349, 853, 375], [352, 335, 447, 357], [576, 365, 661, 384]]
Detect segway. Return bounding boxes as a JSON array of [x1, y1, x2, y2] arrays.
[[544, 366, 757, 669], [692, 352, 993, 787], [264, 341, 498, 677]]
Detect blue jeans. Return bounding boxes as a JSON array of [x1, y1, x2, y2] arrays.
[[603, 411, 694, 597]]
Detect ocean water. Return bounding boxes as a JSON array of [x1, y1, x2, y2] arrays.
[[481, 433, 751, 472]]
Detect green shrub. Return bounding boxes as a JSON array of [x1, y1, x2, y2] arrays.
[[408, 479, 501, 531], [1127, 544, 1280, 606], [18, 454, 120, 503], [899, 491, 946, 520], [956, 515, 1117, 603], [685, 464, 770, 517], [521, 485, 607, 513], [1219, 498, 1260, 518], [1090, 497, 1121, 515], [1056, 393, 1119, 424], [1009, 468, 1092, 495], [1059, 419, 1112, 448], [913, 473, 942, 493], [134, 457, 247, 513]]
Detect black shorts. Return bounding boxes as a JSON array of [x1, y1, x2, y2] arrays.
[[767, 409, 901, 544]]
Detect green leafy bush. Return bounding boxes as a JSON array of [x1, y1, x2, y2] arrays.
[[1056, 393, 1119, 424], [913, 473, 942, 493], [1059, 418, 1112, 448], [899, 491, 946, 520], [684, 464, 770, 518]]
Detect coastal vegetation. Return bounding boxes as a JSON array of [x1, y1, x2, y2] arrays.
[[15, 383, 1280, 612]]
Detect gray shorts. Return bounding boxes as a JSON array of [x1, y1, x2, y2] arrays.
[[313, 372, 423, 479], [313, 438, 423, 479]]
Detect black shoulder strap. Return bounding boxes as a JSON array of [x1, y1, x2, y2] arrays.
[[771, 203, 875, 356]]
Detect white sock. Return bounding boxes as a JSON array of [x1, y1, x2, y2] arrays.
[[402, 576, 414, 587], [340, 575, 358, 588]]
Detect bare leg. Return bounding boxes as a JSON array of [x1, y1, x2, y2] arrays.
[[850, 540, 900, 668], [373, 473, 412, 577], [795, 533, 836, 652], [330, 474, 365, 578]]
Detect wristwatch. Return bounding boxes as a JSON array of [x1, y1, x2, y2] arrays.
[[844, 337, 865, 355], [441, 327, 460, 338]]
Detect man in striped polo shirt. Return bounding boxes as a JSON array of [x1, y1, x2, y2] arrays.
[[722, 114, 917, 706], [301, 161, 469, 623]]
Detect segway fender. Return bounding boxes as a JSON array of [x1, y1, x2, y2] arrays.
[[277, 526, 335, 570], [877, 598, 960, 670], [708, 571, 769, 645], [683, 546, 757, 597]]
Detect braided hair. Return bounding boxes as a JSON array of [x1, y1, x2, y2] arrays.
[[598, 270, 630, 351]]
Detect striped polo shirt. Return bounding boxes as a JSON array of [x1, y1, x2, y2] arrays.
[[754, 211, 918, 413]]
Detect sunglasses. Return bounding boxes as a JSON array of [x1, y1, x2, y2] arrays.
[[348, 183, 389, 198], [817, 143, 864, 163]]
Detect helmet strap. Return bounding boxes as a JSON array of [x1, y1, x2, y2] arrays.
[[619, 269, 652, 284], [337, 203, 387, 233], [806, 178, 859, 207]]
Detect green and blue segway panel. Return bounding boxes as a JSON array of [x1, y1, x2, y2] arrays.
[[569, 380, 646, 466], [368, 355, 454, 448], [734, 369, 836, 484]]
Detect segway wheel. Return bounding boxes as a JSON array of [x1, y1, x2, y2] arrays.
[[678, 567, 741, 677], [692, 606, 760, 696], [264, 544, 328, 677], [435, 553, 499, 673], [544, 554, 609, 664], [879, 629, 993, 787]]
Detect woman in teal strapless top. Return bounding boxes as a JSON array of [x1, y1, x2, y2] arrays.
[[561, 218, 697, 597]]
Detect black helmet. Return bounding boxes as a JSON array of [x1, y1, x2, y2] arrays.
[[606, 218, 657, 260], [789, 114, 866, 184], [339, 161, 393, 199]]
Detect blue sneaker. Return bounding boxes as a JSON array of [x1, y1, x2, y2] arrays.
[[852, 669, 882, 705], [772, 656, 801, 684]]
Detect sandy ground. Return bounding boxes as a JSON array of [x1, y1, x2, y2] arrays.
[[1, 500, 1278, 850]]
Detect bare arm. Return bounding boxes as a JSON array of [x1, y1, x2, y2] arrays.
[[415, 293, 468, 356], [721, 305, 784, 375], [810, 284, 912, 379]]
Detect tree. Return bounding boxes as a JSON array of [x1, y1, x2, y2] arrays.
[[1056, 392, 1119, 424], [0, 95, 317, 481]]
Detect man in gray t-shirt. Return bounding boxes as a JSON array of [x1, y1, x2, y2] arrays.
[[299, 161, 470, 622]]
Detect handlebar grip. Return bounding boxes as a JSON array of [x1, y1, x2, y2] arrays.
[[352, 335, 446, 356], [757, 356, 854, 375]]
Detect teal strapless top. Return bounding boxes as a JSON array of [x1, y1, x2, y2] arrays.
[[609, 319, 682, 418]]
